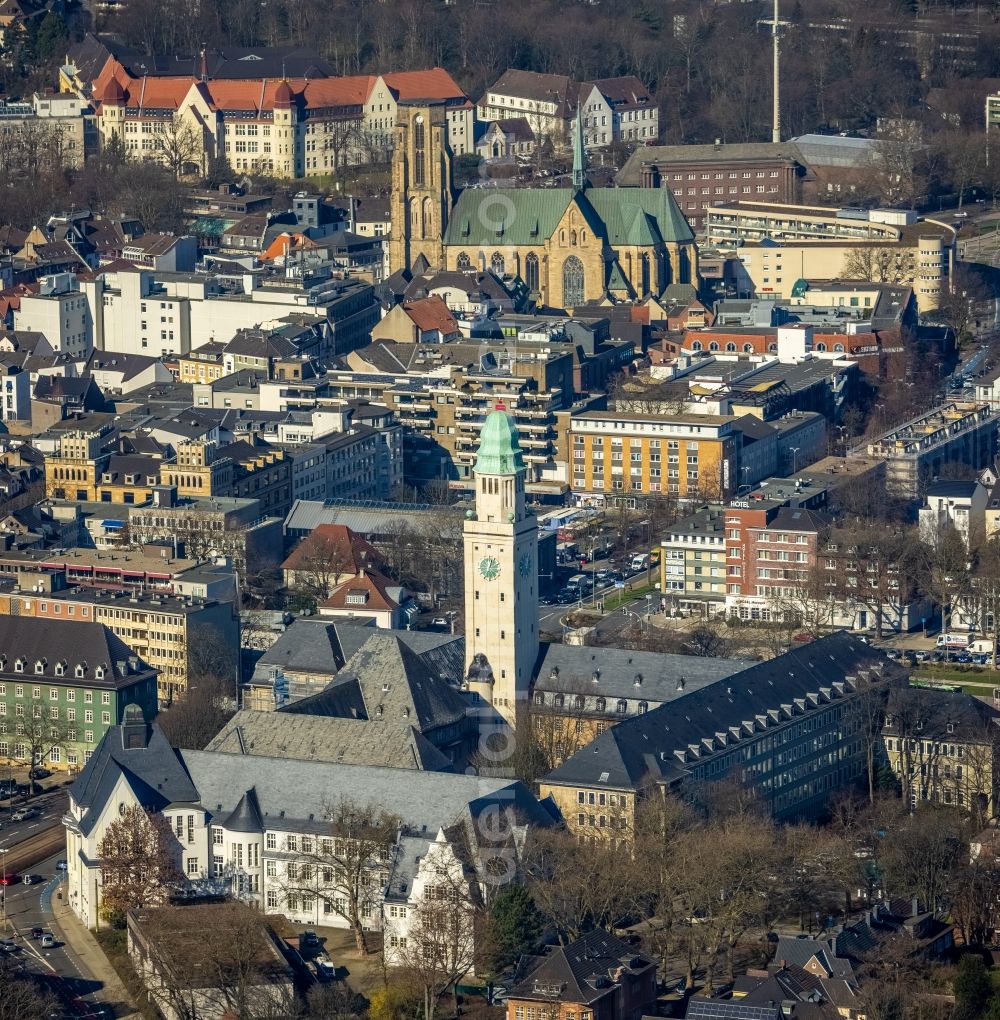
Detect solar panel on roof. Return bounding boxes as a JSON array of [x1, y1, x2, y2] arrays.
[[687, 1001, 781, 1020]]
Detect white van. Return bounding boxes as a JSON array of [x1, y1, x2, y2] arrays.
[[969, 639, 995, 656], [936, 633, 971, 649], [630, 553, 650, 571]]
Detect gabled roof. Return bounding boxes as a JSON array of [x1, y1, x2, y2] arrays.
[[583, 76, 655, 111], [224, 329, 299, 360], [884, 685, 999, 741], [487, 69, 575, 113], [205, 709, 452, 770], [544, 632, 899, 792], [445, 185, 693, 250], [534, 643, 748, 703], [0, 616, 156, 685], [382, 68, 468, 104], [482, 117, 535, 143], [925, 479, 982, 499], [511, 929, 654, 1005], [314, 632, 468, 731], [70, 721, 198, 836], [318, 569, 402, 613], [447, 188, 572, 248], [180, 747, 551, 835], [401, 295, 460, 335], [281, 523, 381, 574]]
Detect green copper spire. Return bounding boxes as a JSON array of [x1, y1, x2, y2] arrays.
[[473, 402, 526, 475], [572, 104, 586, 191]]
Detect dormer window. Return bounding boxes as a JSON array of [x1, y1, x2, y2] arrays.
[[75, 664, 86, 678], [35, 660, 45, 674], [345, 589, 368, 606], [947, 722, 955, 734], [14, 658, 24, 673], [54, 662, 65, 677], [94, 666, 106, 680]]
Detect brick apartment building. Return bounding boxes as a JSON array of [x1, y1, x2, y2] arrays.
[[621, 142, 805, 232]]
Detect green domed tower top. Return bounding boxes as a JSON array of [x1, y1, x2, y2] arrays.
[[473, 401, 526, 476]]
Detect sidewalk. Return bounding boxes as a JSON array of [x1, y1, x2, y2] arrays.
[[48, 883, 142, 1019]]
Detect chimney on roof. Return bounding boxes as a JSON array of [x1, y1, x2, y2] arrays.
[[199, 48, 208, 82]]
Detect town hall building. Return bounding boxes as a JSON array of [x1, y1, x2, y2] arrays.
[[389, 100, 698, 309]]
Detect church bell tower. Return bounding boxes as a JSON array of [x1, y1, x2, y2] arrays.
[[463, 403, 539, 726], [388, 100, 453, 275]]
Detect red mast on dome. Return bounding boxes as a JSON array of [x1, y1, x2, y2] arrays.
[[495, 399, 506, 411]]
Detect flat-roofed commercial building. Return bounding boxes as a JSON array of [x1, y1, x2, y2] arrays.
[[862, 401, 1000, 497], [704, 202, 956, 312], [569, 411, 740, 501]]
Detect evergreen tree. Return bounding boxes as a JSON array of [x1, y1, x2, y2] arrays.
[[486, 883, 544, 974], [954, 955, 992, 1020]]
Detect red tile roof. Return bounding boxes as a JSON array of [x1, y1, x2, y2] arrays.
[[382, 68, 469, 105], [318, 569, 401, 613], [281, 523, 382, 575], [402, 295, 459, 336]]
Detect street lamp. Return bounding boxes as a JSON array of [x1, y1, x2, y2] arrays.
[[835, 425, 848, 454], [790, 447, 800, 475]]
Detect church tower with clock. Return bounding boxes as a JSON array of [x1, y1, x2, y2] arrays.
[[463, 403, 539, 726]]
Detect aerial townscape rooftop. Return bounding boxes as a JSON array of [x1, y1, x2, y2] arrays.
[[0, 5, 999, 1017]]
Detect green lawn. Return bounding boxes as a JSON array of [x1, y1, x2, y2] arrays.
[[601, 582, 657, 613], [912, 664, 1000, 695]]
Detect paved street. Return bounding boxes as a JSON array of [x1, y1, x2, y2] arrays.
[[2, 851, 116, 1017], [0, 786, 68, 844]]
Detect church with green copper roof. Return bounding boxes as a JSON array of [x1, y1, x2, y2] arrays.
[[388, 100, 698, 310]]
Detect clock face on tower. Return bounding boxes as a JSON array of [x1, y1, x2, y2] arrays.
[[518, 552, 532, 577], [479, 556, 501, 580]]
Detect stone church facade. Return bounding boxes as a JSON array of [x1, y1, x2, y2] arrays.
[[389, 100, 697, 309]]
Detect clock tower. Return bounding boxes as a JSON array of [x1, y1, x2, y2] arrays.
[[463, 403, 539, 726]]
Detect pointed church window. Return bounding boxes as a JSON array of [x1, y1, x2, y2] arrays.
[[491, 252, 505, 276], [562, 255, 584, 308], [457, 252, 472, 270], [525, 252, 539, 293], [413, 116, 425, 187]]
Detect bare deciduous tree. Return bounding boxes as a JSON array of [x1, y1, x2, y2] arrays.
[[840, 246, 916, 286], [98, 805, 182, 924], [390, 841, 481, 1020], [281, 798, 401, 953]]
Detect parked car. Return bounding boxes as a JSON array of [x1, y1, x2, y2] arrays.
[[11, 808, 34, 822], [302, 929, 320, 948], [28, 767, 51, 780], [315, 954, 336, 980], [430, 617, 448, 630], [30, 927, 43, 940], [40, 933, 56, 949], [914, 650, 929, 662], [0, 939, 16, 953], [55, 860, 67, 871]]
